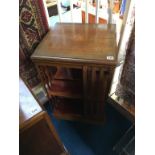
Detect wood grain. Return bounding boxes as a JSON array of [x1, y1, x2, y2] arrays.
[[31, 23, 118, 66]]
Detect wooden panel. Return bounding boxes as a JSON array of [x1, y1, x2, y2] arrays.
[[20, 112, 68, 155], [20, 79, 69, 155], [82, 67, 112, 116]]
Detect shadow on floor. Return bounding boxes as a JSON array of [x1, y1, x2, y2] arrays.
[[44, 102, 132, 155]]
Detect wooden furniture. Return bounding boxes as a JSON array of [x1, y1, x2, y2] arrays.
[[31, 23, 119, 123], [19, 79, 68, 155]]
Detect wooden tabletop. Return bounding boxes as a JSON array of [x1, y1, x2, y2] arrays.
[[31, 23, 118, 66], [19, 79, 42, 126]]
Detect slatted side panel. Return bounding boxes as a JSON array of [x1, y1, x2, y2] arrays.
[[83, 67, 114, 116]]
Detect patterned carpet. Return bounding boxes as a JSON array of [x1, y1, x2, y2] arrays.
[[19, 0, 49, 88], [115, 27, 135, 105]]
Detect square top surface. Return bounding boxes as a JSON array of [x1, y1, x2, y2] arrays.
[[31, 23, 118, 65]]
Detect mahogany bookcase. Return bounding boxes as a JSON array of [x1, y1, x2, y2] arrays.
[[31, 23, 119, 123]]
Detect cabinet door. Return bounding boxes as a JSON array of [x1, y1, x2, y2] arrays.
[[20, 111, 68, 155]]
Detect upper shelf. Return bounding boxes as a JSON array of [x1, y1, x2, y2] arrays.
[[48, 79, 82, 99], [54, 67, 82, 80]]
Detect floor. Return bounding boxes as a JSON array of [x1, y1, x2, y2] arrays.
[[49, 7, 82, 27], [44, 102, 132, 155]]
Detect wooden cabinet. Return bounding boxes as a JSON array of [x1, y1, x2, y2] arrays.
[[31, 23, 119, 123], [19, 79, 68, 155]]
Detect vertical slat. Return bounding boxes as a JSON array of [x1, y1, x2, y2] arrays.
[[36, 65, 50, 100], [90, 67, 97, 114], [98, 68, 105, 114], [56, 0, 62, 22], [95, 0, 99, 23], [102, 71, 108, 105], [102, 69, 114, 112], [83, 66, 88, 115], [70, 0, 74, 22], [99, 68, 105, 99], [105, 69, 114, 98], [85, 0, 89, 23], [85, 68, 91, 114]]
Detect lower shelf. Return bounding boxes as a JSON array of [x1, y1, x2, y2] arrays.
[[52, 97, 105, 123], [53, 98, 83, 120]]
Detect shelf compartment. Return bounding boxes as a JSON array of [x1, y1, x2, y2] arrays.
[[52, 97, 105, 123], [48, 79, 82, 99], [53, 98, 83, 120], [54, 68, 82, 81]]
